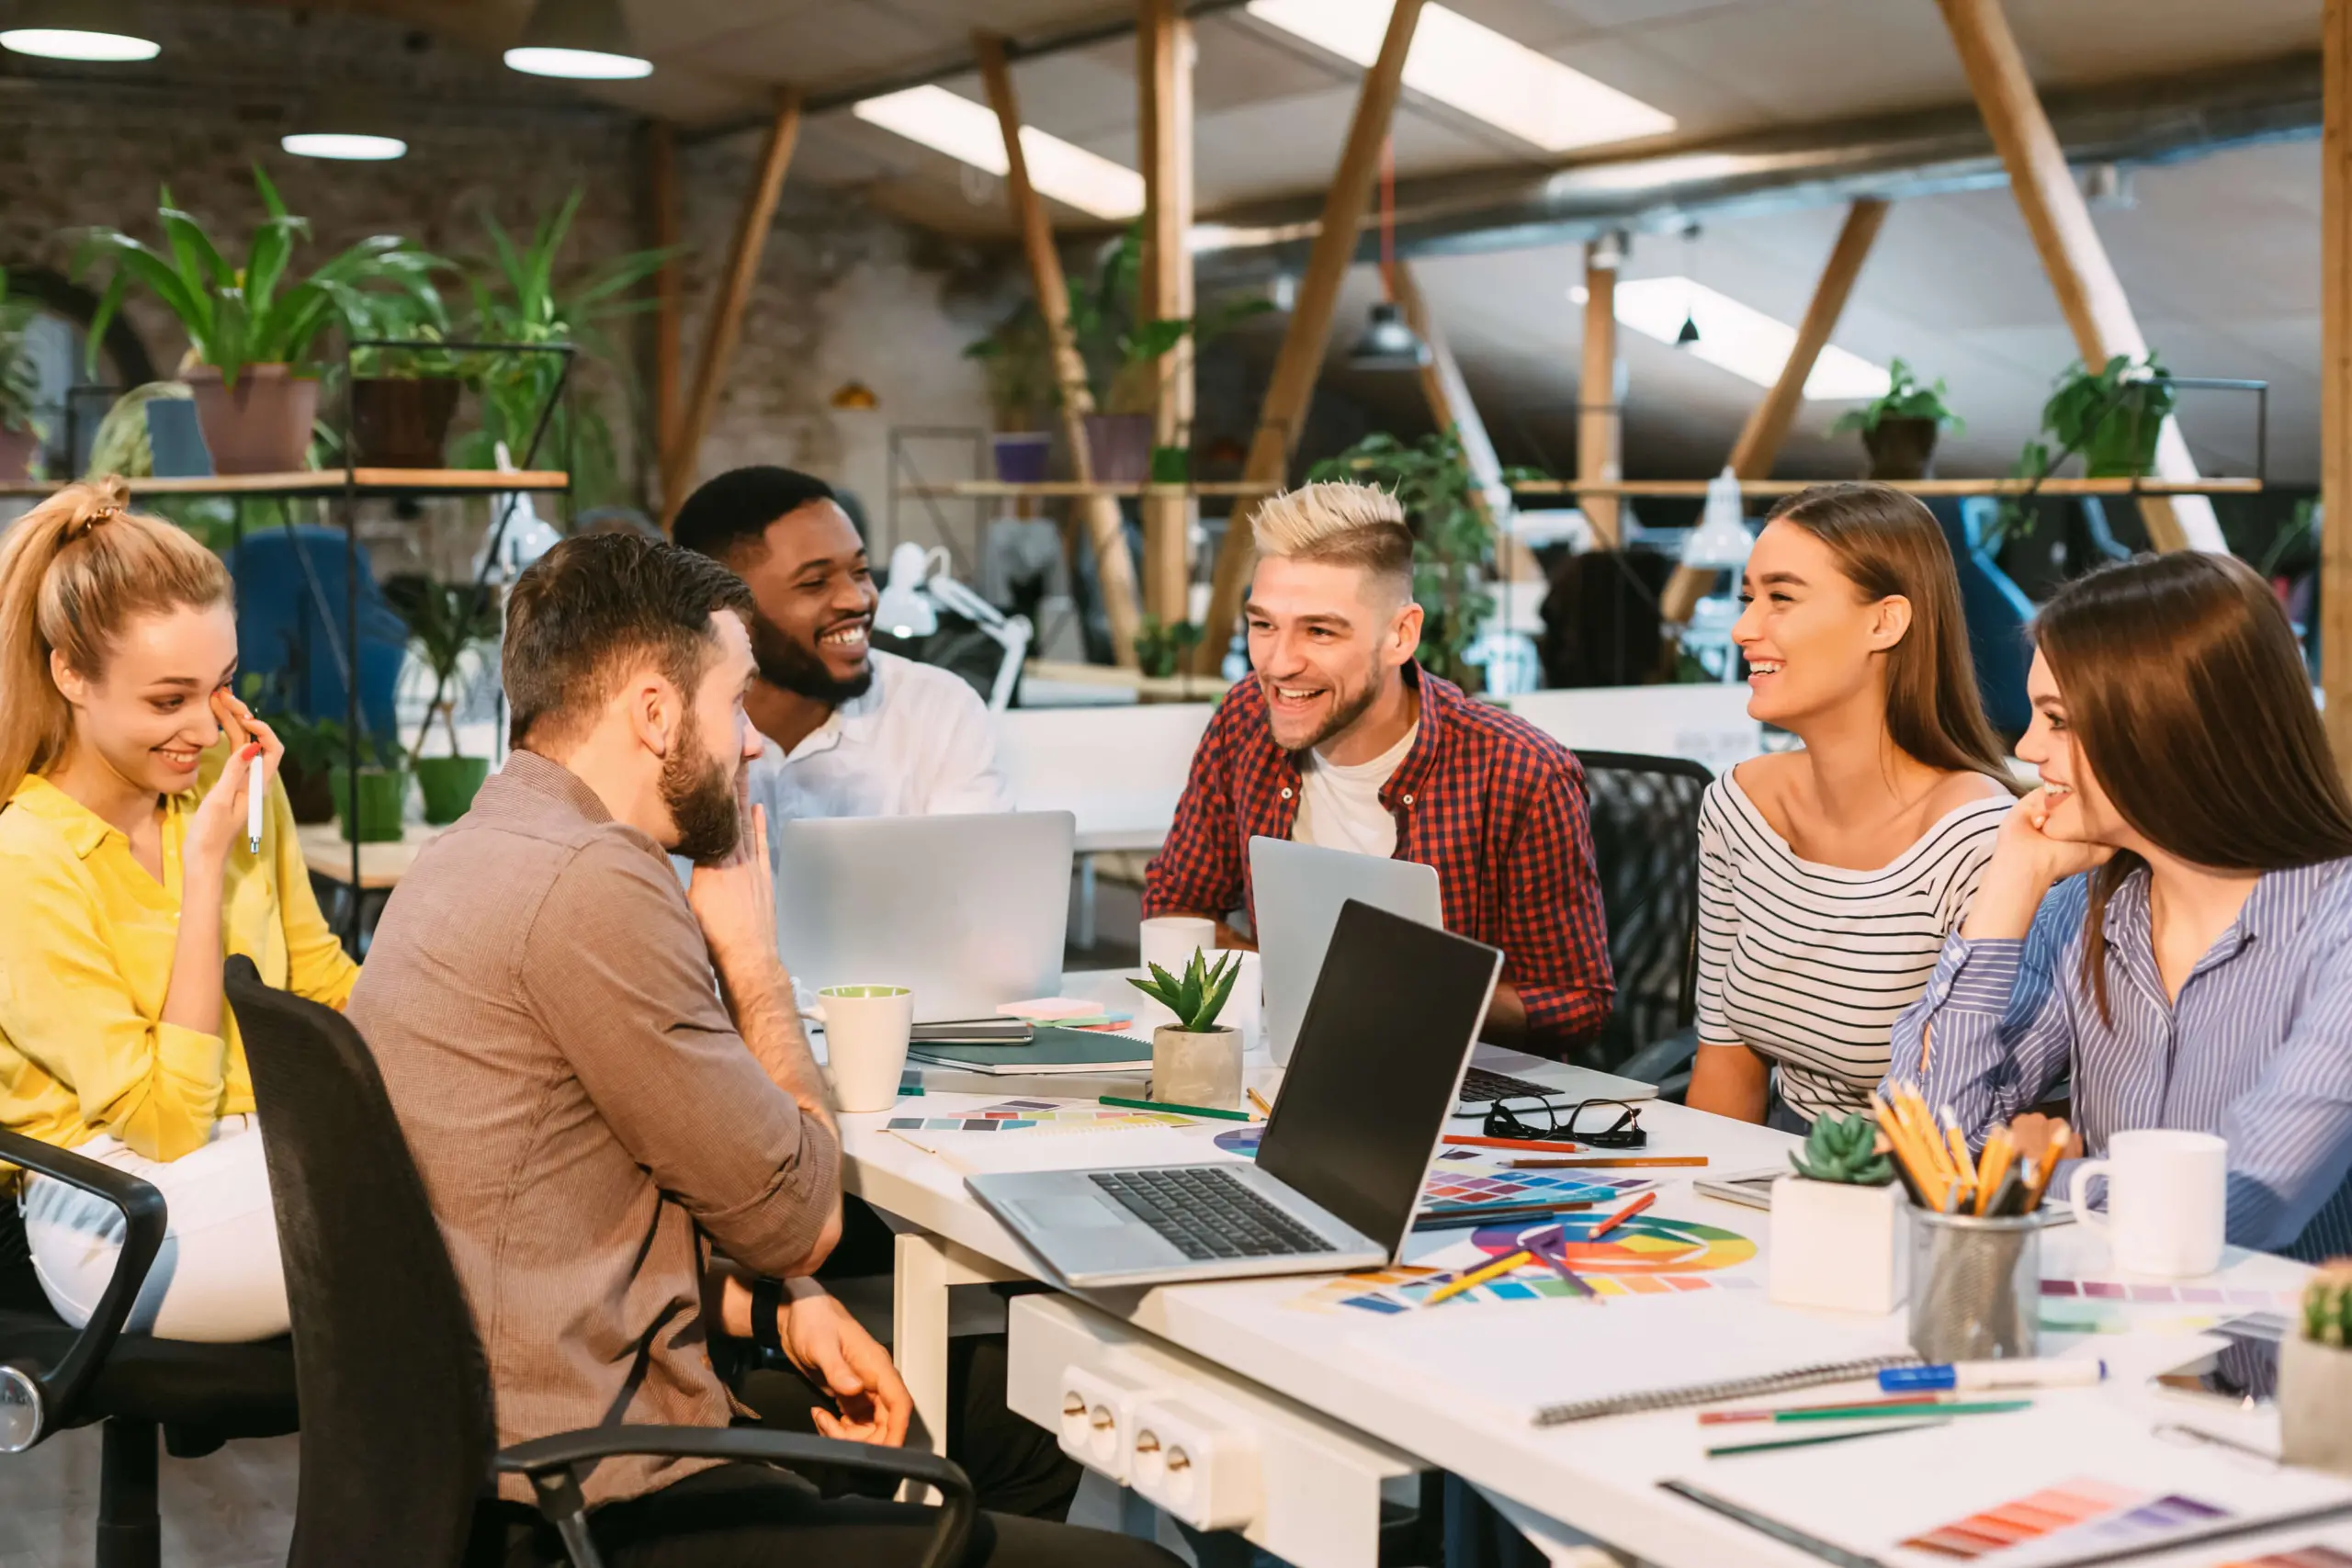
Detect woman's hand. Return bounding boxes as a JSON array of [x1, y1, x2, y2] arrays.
[[186, 688, 283, 871], [1962, 788, 2114, 942]]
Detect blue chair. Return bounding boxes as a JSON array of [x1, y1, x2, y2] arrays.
[[1934, 499, 2035, 740], [226, 525, 405, 741]]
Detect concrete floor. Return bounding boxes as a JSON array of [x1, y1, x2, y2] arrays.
[[0, 1427, 298, 1568]]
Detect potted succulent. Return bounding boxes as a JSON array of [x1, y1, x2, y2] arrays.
[[2041, 353, 2177, 478], [964, 302, 1056, 485], [0, 269, 45, 480], [2282, 1259, 2352, 1476], [1770, 1112, 1907, 1314], [329, 728, 408, 845], [1130, 950, 1245, 1111], [389, 577, 501, 824], [1830, 357, 1962, 480], [75, 166, 441, 473]]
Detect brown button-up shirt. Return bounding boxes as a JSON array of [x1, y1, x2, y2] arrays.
[[349, 750, 839, 1506]]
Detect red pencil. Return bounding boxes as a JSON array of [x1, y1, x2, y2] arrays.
[[1442, 1134, 1588, 1156], [1587, 1190, 1656, 1240]]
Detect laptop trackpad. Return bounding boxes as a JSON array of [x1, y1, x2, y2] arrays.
[[1012, 1195, 1127, 1230]]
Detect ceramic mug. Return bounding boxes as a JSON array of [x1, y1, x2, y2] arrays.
[[2066, 1128, 2227, 1278], [1136, 916, 1217, 1029], [812, 985, 914, 1114]]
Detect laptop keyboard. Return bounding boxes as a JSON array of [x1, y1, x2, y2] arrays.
[[1090, 1168, 1337, 1261], [1459, 1066, 1557, 1106]]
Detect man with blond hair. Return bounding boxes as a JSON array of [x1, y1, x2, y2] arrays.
[[1144, 480, 1611, 1056]]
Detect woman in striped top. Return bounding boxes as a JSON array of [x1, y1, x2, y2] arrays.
[[1891, 553, 2352, 1261], [1689, 484, 2018, 1128]]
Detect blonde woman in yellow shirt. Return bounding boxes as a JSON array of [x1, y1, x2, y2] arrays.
[[0, 479, 357, 1341]]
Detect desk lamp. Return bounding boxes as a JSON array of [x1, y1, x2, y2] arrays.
[[875, 541, 1034, 712]]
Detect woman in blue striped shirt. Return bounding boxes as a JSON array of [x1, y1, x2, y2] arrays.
[[1889, 551, 2352, 1262]]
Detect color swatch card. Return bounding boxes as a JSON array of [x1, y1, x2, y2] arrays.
[[886, 1100, 1192, 1135], [2218, 1545, 2352, 1567], [1422, 1146, 1657, 1213]]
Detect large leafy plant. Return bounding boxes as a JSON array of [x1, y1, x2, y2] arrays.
[[1067, 222, 1272, 416], [1129, 950, 1243, 1034], [1829, 357, 1962, 436], [74, 165, 440, 384], [1988, 352, 2180, 552], [963, 301, 1057, 431], [0, 269, 43, 438]]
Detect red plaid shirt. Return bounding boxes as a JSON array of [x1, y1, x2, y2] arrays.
[[1143, 664, 1613, 1056]]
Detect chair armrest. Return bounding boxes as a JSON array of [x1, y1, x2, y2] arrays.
[[0, 1128, 166, 1445], [495, 1425, 976, 1568]]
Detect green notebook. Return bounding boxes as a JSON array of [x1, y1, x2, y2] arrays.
[[904, 1025, 1152, 1076]]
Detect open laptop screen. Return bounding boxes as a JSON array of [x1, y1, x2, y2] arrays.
[[1254, 900, 1503, 1253]]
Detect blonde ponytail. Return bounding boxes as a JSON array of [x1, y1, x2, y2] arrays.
[[0, 478, 232, 807]]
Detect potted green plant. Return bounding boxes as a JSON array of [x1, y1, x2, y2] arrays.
[[2282, 1260, 2352, 1476], [337, 282, 463, 469], [1829, 357, 1962, 480], [965, 302, 1057, 484], [0, 269, 45, 480], [329, 728, 408, 845], [237, 674, 339, 824], [2041, 353, 2177, 478], [1769, 1112, 1906, 1314], [1133, 615, 1204, 679], [389, 578, 501, 824], [75, 166, 441, 474], [1129, 950, 1244, 1111]]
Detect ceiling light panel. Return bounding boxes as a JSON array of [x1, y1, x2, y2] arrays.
[[1246, 0, 1675, 153], [1593, 276, 1891, 399], [853, 85, 1144, 220]]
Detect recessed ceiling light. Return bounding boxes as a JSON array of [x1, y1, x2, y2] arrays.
[[1576, 276, 1891, 399], [282, 132, 408, 161], [504, 0, 650, 80], [1, 27, 158, 60], [1247, 0, 1675, 153], [853, 85, 1145, 220]]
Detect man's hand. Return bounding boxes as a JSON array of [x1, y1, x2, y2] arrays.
[[780, 1286, 911, 1447], [689, 796, 779, 988]]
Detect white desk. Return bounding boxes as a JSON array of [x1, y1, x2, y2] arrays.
[[845, 977, 2324, 1567]]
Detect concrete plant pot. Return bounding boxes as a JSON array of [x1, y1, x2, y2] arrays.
[[1151, 1025, 1241, 1111], [0, 424, 39, 481], [1770, 1176, 1907, 1314], [186, 364, 320, 474], [2281, 1334, 2352, 1477]]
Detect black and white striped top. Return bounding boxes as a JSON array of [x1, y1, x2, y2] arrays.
[[1695, 770, 2009, 1123]]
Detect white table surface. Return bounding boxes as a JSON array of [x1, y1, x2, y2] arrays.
[[844, 971, 2324, 1567]]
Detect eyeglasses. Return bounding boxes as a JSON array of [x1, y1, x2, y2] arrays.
[[1482, 1096, 1647, 1148]]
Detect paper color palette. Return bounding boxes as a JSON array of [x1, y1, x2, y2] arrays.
[[886, 1100, 1191, 1134], [1289, 1259, 1763, 1315], [1422, 1169, 1655, 1212], [1469, 1211, 1758, 1275], [2041, 1278, 2300, 1309], [1898, 1478, 2230, 1559], [2218, 1548, 2352, 1567]]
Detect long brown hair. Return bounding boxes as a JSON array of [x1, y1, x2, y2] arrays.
[[0, 478, 232, 808], [2035, 551, 2352, 1016], [1766, 482, 2017, 787]]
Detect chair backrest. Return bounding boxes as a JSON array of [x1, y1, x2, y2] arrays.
[[1504, 683, 1764, 776], [224, 959, 494, 1568], [1572, 750, 1711, 1070]]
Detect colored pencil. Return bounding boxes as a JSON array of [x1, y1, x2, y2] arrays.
[[1099, 1094, 1250, 1122], [1500, 1156, 1708, 1170], [1412, 1200, 1598, 1232], [1701, 1393, 1953, 1426], [1588, 1190, 1657, 1240], [1443, 1134, 1588, 1155], [1705, 1418, 1951, 1459], [1762, 1399, 2029, 1425], [1247, 1088, 1273, 1117], [1426, 1249, 1532, 1305], [1525, 1235, 1600, 1299]]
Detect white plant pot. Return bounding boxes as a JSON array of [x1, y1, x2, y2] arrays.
[[1151, 1026, 1242, 1111], [2280, 1334, 2352, 1476], [1770, 1176, 1907, 1314]]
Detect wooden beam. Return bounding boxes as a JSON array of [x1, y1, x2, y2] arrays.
[[976, 32, 1143, 669], [2325, 0, 2352, 775], [1577, 246, 1623, 552], [1193, 0, 1427, 672], [1935, 0, 2222, 555], [1662, 197, 1889, 623], [1140, 0, 1196, 626], [649, 120, 683, 468], [1392, 258, 1534, 581], [662, 91, 800, 527]]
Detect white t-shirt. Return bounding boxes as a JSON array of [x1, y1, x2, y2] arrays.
[[1291, 723, 1417, 859], [743, 649, 1012, 831]]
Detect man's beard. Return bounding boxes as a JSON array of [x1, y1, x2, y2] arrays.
[[752, 612, 874, 706], [663, 708, 742, 867], [1267, 670, 1382, 755]]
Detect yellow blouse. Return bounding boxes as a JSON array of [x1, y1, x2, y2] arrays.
[[0, 741, 359, 1166]]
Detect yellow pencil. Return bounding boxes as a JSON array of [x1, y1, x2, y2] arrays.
[[1942, 1121, 1978, 1201], [1425, 1249, 1532, 1306], [1247, 1088, 1273, 1119]]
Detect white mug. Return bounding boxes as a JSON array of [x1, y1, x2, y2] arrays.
[[811, 985, 914, 1114], [1136, 916, 1217, 1030], [2067, 1128, 2227, 1278]]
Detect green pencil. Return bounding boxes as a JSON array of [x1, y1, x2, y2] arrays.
[[1707, 1418, 1951, 1459], [1101, 1094, 1252, 1122], [1769, 1399, 2028, 1425]]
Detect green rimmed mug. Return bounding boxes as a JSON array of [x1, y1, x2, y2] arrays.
[[812, 985, 913, 1113]]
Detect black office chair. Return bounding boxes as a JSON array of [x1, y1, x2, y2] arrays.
[[221, 958, 977, 1568], [0, 1132, 300, 1568], [1572, 750, 1710, 1096]]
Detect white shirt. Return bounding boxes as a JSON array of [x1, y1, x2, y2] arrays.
[[743, 649, 1012, 829], [1291, 723, 1417, 859]]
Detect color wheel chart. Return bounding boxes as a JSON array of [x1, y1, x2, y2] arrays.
[[886, 1100, 1192, 1134], [1291, 1210, 1760, 1314]]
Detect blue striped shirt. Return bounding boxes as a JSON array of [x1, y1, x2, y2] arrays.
[[1886, 859, 2352, 1262]]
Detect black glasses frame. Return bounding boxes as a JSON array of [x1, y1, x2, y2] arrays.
[[1481, 1096, 1648, 1148]]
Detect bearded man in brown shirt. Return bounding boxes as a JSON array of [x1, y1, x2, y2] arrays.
[[352, 535, 1176, 1568]]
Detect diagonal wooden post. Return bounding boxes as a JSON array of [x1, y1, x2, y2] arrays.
[[662, 90, 800, 529], [1662, 197, 1890, 623], [1392, 259, 1534, 581], [1935, 0, 2222, 554], [2324, 0, 2352, 776], [977, 31, 1143, 670], [1139, 0, 1196, 626], [1192, 0, 1427, 672]]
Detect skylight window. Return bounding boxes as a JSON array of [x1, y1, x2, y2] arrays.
[[853, 85, 1145, 220], [1577, 277, 1890, 400], [1246, 0, 1676, 153]]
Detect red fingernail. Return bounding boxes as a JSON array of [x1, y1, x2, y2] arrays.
[[243, 743, 263, 760]]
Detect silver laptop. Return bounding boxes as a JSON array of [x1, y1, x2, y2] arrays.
[[1250, 836, 1443, 1066], [968, 901, 1504, 1289], [774, 811, 1075, 1024]]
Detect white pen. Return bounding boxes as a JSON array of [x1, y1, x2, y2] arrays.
[[246, 750, 266, 854], [1881, 1359, 2106, 1393]]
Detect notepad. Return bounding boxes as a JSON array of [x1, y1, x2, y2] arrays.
[[905, 1024, 1152, 1076]]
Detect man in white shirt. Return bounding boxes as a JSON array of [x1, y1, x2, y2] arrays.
[[672, 467, 1012, 829]]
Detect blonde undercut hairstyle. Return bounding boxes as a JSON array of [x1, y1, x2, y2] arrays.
[[1250, 481, 1415, 601]]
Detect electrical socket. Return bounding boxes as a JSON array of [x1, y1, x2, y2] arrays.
[[1129, 1393, 1263, 1532], [1058, 1362, 1167, 1483]]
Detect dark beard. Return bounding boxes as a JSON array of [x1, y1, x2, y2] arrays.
[[663, 709, 742, 866], [751, 612, 875, 706]]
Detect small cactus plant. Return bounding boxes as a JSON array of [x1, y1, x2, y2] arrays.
[[2301, 1260, 2352, 1348], [1790, 1111, 1894, 1186], [1129, 950, 1242, 1034]]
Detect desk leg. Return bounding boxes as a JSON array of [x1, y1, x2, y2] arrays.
[[1076, 854, 1098, 952], [893, 1230, 953, 1502]]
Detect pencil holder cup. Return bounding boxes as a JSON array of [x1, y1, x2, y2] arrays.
[[1909, 1208, 2045, 1362]]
